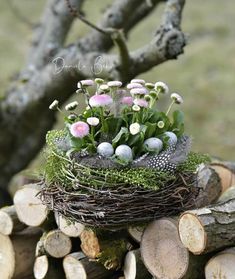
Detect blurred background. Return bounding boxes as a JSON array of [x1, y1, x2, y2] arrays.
[[0, 0, 234, 169]]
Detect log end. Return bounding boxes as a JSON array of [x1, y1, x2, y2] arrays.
[[178, 212, 206, 255]]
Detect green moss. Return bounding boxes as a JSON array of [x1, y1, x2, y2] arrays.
[[177, 152, 211, 172]]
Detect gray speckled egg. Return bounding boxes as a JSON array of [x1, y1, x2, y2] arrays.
[[164, 132, 178, 146], [144, 137, 163, 154], [115, 145, 133, 162], [97, 142, 114, 157]]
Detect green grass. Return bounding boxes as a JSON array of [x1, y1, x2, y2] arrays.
[[1, 0, 235, 163]]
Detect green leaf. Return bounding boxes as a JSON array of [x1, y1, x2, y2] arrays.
[[145, 122, 157, 138], [112, 127, 129, 146], [171, 110, 185, 136]]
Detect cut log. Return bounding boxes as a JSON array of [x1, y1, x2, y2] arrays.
[[140, 218, 211, 279], [80, 229, 129, 270], [194, 165, 222, 207], [55, 213, 84, 237], [179, 199, 235, 255], [124, 249, 151, 279], [127, 226, 145, 243], [41, 229, 72, 258], [140, 218, 189, 279], [63, 252, 115, 279], [210, 162, 235, 193], [14, 186, 48, 227], [205, 247, 235, 279], [34, 255, 65, 279], [0, 233, 15, 279], [0, 205, 26, 235]]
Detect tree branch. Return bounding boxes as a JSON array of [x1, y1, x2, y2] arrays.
[[27, 0, 84, 69]]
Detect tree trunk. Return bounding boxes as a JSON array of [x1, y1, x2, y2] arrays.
[[80, 229, 130, 270], [0, 205, 26, 235], [179, 198, 235, 254], [124, 249, 152, 279], [205, 247, 235, 279], [63, 252, 115, 279]]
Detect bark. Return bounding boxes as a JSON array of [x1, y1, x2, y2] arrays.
[[179, 197, 235, 255], [0, 0, 186, 197], [205, 247, 235, 279]]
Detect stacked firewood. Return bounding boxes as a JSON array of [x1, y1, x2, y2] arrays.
[[0, 161, 235, 279]]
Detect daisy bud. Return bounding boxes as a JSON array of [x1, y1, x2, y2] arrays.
[[155, 81, 169, 94], [145, 82, 155, 90], [157, 121, 165, 129], [68, 113, 78, 121], [171, 93, 183, 104], [129, 123, 141, 135], [132, 104, 140, 112], [144, 95, 152, 102], [49, 100, 59, 110], [95, 78, 104, 84], [149, 90, 158, 99], [65, 101, 79, 111], [76, 88, 83, 94], [130, 88, 148, 96]]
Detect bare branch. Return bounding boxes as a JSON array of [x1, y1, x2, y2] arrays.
[[27, 0, 84, 69]]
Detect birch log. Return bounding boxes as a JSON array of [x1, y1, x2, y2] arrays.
[[179, 198, 235, 254]]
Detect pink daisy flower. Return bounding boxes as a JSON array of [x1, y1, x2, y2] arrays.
[[70, 121, 90, 138], [121, 96, 134, 106], [134, 98, 149, 108], [126, 83, 143, 90], [89, 94, 113, 107]]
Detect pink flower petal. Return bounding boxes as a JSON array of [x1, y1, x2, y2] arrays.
[[89, 94, 113, 107], [70, 121, 90, 138]]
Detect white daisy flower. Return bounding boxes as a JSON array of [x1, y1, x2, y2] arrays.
[[87, 117, 100, 126], [155, 81, 169, 94], [49, 100, 59, 110], [171, 93, 183, 104]]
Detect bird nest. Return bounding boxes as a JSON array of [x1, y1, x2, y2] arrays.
[[39, 147, 207, 228]]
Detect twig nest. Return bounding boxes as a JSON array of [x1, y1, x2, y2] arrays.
[[115, 145, 133, 163], [164, 131, 178, 146], [144, 138, 163, 153], [97, 142, 114, 157]]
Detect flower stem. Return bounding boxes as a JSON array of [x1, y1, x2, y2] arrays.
[[166, 100, 175, 116]]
